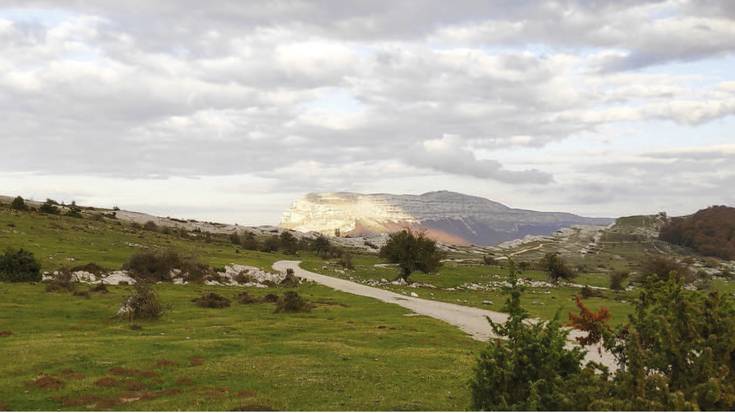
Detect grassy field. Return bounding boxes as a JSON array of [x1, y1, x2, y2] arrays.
[[301, 255, 638, 326], [0, 283, 483, 411], [0, 208, 285, 271], [0, 208, 486, 410]]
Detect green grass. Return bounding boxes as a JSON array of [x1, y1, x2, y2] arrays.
[[0, 208, 488, 410], [0, 208, 287, 271], [301, 255, 637, 326], [0, 282, 483, 411]]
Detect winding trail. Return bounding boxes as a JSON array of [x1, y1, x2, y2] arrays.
[[273, 260, 616, 370]]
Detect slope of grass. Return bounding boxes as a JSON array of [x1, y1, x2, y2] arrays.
[[0, 283, 483, 411], [301, 255, 636, 326], [0, 207, 488, 410], [0, 208, 285, 271]]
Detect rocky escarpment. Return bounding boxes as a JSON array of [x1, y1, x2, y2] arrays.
[[280, 191, 613, 246]]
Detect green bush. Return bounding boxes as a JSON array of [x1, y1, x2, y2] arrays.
[[279, 231, 298, 254], [471, 263, 597, 410], [539, 252, 576, 282], [609, 271, 629, 291], [274, 291, 312, 313], [192, 292, 231, 308], [0, 248, 41, 282], [118, 282, 163, 321], [123, 250, 208, 282], [10, 196, 27, 211], [39, 199, 60, 215]]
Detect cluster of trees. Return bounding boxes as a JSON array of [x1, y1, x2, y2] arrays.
[[471, 260, 735, 411], [8, 196, 83, 218], [659, 205, 735, 260]]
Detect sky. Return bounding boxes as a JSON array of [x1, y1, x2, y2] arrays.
[[0, 0, 734, 225]]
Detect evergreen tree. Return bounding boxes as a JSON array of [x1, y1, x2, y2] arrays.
[[471, 261, 602, 410]]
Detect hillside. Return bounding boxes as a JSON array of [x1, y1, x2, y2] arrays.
[[281, 191, 612, 246], [660, 206, 735, 260]]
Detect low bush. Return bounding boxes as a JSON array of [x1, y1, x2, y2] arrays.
[[45, 270, 76, 292], [262, 293, 279, 303], [123, 250, 208, 282], [609, 271, 629, 291], [579, 285, 605, 299], [70, 262, 107, 275], [274, 291, 312, 313], [90, 283, 109, 293], [482, 255, 498, 266], [73, 290, 91, 299], [10, 196, 27, 211], [192, 292, 231, 308], [338, 252, 354, 270], [280, 268, 300, 287], [39, 199, 60, 215], [143, 221, 158, 231], [235, 291, 258, 304], [539, 252, 576, 282], [0, 248, 42, 282], [118, 283, 163, 321]]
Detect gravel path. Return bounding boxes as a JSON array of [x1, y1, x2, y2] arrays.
[[273, 260, 617, 369]]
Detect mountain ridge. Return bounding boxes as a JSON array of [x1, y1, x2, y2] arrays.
[[280, 190, 613, 246]]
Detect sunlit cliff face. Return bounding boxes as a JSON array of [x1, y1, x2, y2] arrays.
[[280, 191, 613, 245]]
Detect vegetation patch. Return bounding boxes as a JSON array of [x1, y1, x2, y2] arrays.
[[0, 248, 41, 282], [274, 291, 313, 313], [117, 283, 164, 321], [192, 292, 231, 308], [29, 375, 64, 390], [235, 291, 258, 304]]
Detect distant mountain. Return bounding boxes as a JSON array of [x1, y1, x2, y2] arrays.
[[280, 191, 613, 246]]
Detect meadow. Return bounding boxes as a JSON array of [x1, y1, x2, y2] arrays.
[[0, 208, 483, 410]]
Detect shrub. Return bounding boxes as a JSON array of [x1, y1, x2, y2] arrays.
[[123, 250, 208, 282], [65, 207, 83, 218], [10, 196, 27, 211], [312, 235, 332, 258], [39, 199, 60, 215], [235, 291, 258, 304], [118, 283, 163, 321], [471, 263, 597, 410], [192, 292, 231, 308], [379, 229, 443, 281], [579, 285, 604, 299], [90, 283, 109, 293], [539, 252, 576, 282], [262, 293, 279, 303], [280, 268, 300, 287], [0, 248, 41, 282], [274, 291, 312, 313], [337, 252, 354, 270], [44, 270, 76, 292], [279, 231, 298, 254], [143, 221, 158, 231], [70, 262, 107, 275], [482, 255, 498, 266], [609, 271, 629, 291], [260, 235, 280, 253], [73, 290, 91, 299], [639, 255, 692, 283], [240, 232, 259, 250], [229, 232, 241, 245]]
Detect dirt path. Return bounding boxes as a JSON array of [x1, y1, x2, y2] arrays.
[[273, 260, 616, 369]]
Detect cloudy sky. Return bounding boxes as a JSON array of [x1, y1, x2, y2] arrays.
[[1, 0, 734, 224]]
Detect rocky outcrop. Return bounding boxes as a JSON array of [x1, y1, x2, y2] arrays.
[[281, 190, 612, 246]]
